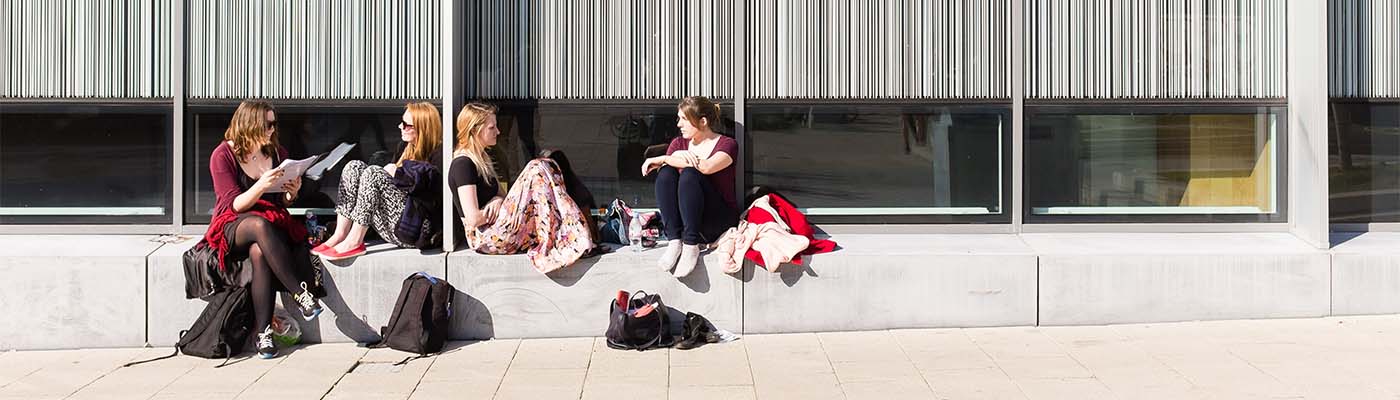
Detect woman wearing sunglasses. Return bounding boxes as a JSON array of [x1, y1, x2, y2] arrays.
[[205, 100, 324, 359], [315, 102, 444, 259]]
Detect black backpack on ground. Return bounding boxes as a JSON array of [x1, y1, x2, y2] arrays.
[[125, 285, 254, 368], [606, 290, 675, 351], [371, 272, 454, 363]]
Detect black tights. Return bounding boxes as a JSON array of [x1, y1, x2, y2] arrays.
[[231, 216, 307, 333]]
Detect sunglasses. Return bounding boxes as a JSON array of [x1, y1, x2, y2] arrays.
[[398, 121, 415, 130], [265, 120, 278, 131]]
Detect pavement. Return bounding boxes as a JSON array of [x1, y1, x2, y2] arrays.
[[5, 316, 1400, 399]]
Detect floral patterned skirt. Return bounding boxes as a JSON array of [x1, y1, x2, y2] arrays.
[[466, 158, 592, 274]]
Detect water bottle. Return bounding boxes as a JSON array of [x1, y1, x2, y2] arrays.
[[630, 196, 643, 253], [305, 210, 320, 245]]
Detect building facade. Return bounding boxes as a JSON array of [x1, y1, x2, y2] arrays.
[[0, 0, 1391, 248]]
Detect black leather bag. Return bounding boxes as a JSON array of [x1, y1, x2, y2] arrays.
[[183, 240, 240, 299], [606, 290, 674, 351]]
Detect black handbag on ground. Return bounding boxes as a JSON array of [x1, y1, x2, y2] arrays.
[[606, 290, 674, 351], [370, 272, 454, 363], [125, 285, 254, 368]]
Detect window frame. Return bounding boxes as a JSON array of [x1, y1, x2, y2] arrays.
[[745, 99, 1014, 225], [1022, 101, 1290, 224], [0, 100, 174, 225], [181, 100, 439, 224]]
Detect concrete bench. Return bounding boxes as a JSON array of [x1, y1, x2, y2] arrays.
[[1331, 232, 1400, 316], [448, 244, 744, 339], [741, 233, 1039, 333], [149, 239, 445, 345], [1027, 233, 1331, 325], [0, 235, 160, 350], [4, 230, 1392, 350]]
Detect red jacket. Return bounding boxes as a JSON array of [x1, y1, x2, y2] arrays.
[[742, 194, 837, 267]]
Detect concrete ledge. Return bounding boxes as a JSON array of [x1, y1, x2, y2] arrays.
[[1029, 233, 1330, 325], [147, 238, 207, 346], [303, 244, 447, 343], [741, 234, 1039, 333], [1331, 232, 1400, 316], [448, 246, 743, 340], [148, 239, 447, 345], [0, 236, 161, 350]]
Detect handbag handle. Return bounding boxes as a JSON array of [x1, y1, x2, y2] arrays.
[[627, 290, 649, 311]]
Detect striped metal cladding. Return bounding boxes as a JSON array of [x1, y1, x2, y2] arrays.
[[0, 0, 171, 99], [1330, 0, 1400, 98], [467, 0, 734, 100], [1025, 0, 1286, 99], [747, 0, 1011, 100], [187, 0, 440, 100]]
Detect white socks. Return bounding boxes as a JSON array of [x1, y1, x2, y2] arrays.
[[673, 244, 700, 277], [656, 240, 683, 270]]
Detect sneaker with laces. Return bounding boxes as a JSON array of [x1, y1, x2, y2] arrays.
[[256, 326, 278, 359], [294, 282, 323, 321]]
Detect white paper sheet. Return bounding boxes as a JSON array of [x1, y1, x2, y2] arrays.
[[263, 157, 318, 193], [306, 142, 356, 180]]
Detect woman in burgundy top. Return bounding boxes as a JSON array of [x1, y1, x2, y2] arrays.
[[641, 96, 740, 278], [204, 100, 323, 360]]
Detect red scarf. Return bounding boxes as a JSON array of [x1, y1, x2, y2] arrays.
[[204, 199, 307, 270]]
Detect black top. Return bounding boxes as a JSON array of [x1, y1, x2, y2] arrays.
[[449, 156, 501, 239]]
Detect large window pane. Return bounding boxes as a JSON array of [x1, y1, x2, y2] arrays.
[[1025, 106, 1284, 223], [1330, 101, 1400, 223], [490, 103, 734, 210], [185, 105, 410, 223], [747, 104, 1007, 221], [0, 104, 171, 224]]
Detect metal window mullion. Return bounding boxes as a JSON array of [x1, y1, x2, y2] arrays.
[[172, 0, 184, 230]]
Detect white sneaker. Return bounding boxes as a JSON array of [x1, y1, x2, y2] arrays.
[[256, 326, 278, 359], [656, 240, 683, 270], [294, 282, 323, 321], [673, 244, 700, 277]]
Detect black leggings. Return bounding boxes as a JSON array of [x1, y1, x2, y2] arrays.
[[654, 166, 738, 245], [229, 215, 308, 333]]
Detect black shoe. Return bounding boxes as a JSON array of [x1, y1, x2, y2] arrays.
[[257, 327, 278, 359], [294, 282, 323, 321]]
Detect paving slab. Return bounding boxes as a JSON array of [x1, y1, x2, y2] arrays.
[[9, 317, 1400, 399]]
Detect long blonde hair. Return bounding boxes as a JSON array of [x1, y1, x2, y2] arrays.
[[453, 102, 499, 182], [398, 102, 442, 165], [224, 100, 278, 158]]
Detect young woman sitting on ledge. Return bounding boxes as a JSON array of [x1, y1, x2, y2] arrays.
[[449, 102, 593, 273], [205, 100, 324, 359], [642, 96, 740, 277], [315, 102, 444, 260]]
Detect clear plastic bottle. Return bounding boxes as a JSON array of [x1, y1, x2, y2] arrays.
[[305, 210, 320, 245], [629, 195, 643, 252]]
